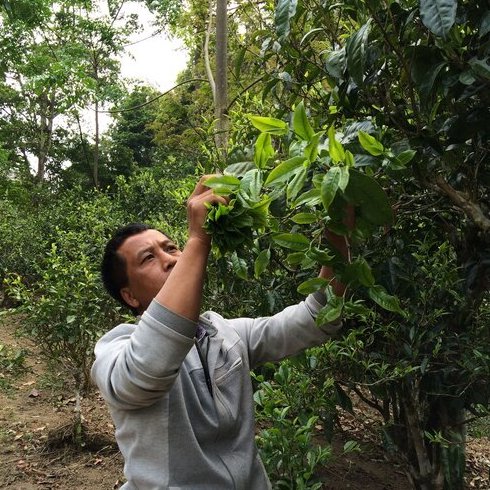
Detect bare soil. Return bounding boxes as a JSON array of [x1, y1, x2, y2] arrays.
[[1, 314, 488, 489]]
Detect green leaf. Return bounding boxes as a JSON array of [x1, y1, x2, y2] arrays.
[[344, 170, 393, 226], [286, 166, 307, 201], [344, 258, 375, 287], [248, 115, 288, 135], [297, 277, 329, 295], [240, 169, 263, 201], [293, 101, 314, 140], [304, 131, 324, 163], [325, 48, 346, 79], [328, 126, 345, 163], [224, 162, 255, 177], [275, 0, 298, 41], [317, 296, 344, 324], [469, 56, 490, 80], [343, 440, 361, 453], [254, 132, 274, 169], [412, 56, 447, 102], [254, 249, 271, 279], [307, 247, 334, 265], [321, 167, 341, 212], [231, 252, 248, 280], [287, 252, 307, 265], [265, 156, 305, 186], [368, 285, 405, 316], [234, 46, 247, 79], [291, 212, 317, 224], [338, 166, 350, 192], [204, 175, 240, 188], [358, 131, 384, 156], [293, 188, 322, 207], [345, 150, 355, 168], [272, 232, 310, 251], [393, 149, 416, 168], [345, 20, 371, 86], [420, 0, 457, 38]]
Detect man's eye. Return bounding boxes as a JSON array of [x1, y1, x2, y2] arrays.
[[142, 254, 153, 263]]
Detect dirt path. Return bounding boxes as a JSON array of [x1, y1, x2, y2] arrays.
[[1, 313, 488, 489]]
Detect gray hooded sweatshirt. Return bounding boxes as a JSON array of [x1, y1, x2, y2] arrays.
[[91, 293, 341, 489]]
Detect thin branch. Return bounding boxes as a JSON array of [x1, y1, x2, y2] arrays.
[[97, 78, 209, 114]]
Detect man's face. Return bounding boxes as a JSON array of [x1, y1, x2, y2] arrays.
[[118, 229, 182, 313]]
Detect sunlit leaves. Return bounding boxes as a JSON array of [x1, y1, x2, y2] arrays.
[[254, 132, 274, 169], [328, 126, 345, 163], [204, 175, 240, 194], [358, 131, 384, 156], [248, 115, 288, 135], [265, 156, 305, 186], [321, 167, 341, 212], [297, 277, 328, 295], [293, 101, 314, 140]]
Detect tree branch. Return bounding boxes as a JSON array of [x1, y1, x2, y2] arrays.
[[434, 175, 490, 232]]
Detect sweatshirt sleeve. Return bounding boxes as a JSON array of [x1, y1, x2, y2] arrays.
[[91, 300, 197, 410], [229, 292, 342, 369]]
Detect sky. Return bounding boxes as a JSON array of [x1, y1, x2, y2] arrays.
[[95, 1, 189, 133], [118, 3, 189, 91]]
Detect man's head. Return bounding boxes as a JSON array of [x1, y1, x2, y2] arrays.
[[101, 223, 181, 315]]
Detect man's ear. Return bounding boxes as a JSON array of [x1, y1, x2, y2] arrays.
[[120, 287, 140, 311]]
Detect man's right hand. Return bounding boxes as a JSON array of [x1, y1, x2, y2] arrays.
[[186, 175, 229, 248]]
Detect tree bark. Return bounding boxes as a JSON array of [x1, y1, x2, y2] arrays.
[[204, 0, 216, 100], [214, 0, 228, 159], [93, 99, 100, 188]]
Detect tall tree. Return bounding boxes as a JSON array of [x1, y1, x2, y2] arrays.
[[0, 0, 134, 184], [246, 1, 490, 488]]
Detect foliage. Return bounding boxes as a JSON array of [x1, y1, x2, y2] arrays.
[[106, 86, 162, 177], [253, 355, 336, 489], [1, 168, 192, 391], [4, 191, 125, 392], [204, 105, 405, 324], [0, 338, 27, 390], [223, 0, 490, 488], [0, 0, 135, 182]]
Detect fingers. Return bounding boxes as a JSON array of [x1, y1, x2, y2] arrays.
[[186, 177, 230, 242], [187, 187, 228, 211], [188, 174, 219, 200]]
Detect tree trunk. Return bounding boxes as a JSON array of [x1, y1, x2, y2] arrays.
[[204, 0, 216, 99], [36, 93, 55, 182], [93, 99, 100, 188], [214, 0, 228, 160], [399, 380, 467, 490]]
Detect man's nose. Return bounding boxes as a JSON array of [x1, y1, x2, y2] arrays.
[[157, 250, 178, 270]]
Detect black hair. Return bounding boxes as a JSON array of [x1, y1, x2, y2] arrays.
[[101, 223, 151, 315]]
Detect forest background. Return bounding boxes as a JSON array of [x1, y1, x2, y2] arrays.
[[0, 1, 489, 489]]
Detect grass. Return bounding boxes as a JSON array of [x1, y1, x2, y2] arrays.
[[468, 415, 490, 439]]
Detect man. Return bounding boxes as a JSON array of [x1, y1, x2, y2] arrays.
[[92, 175, 346, 489]]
